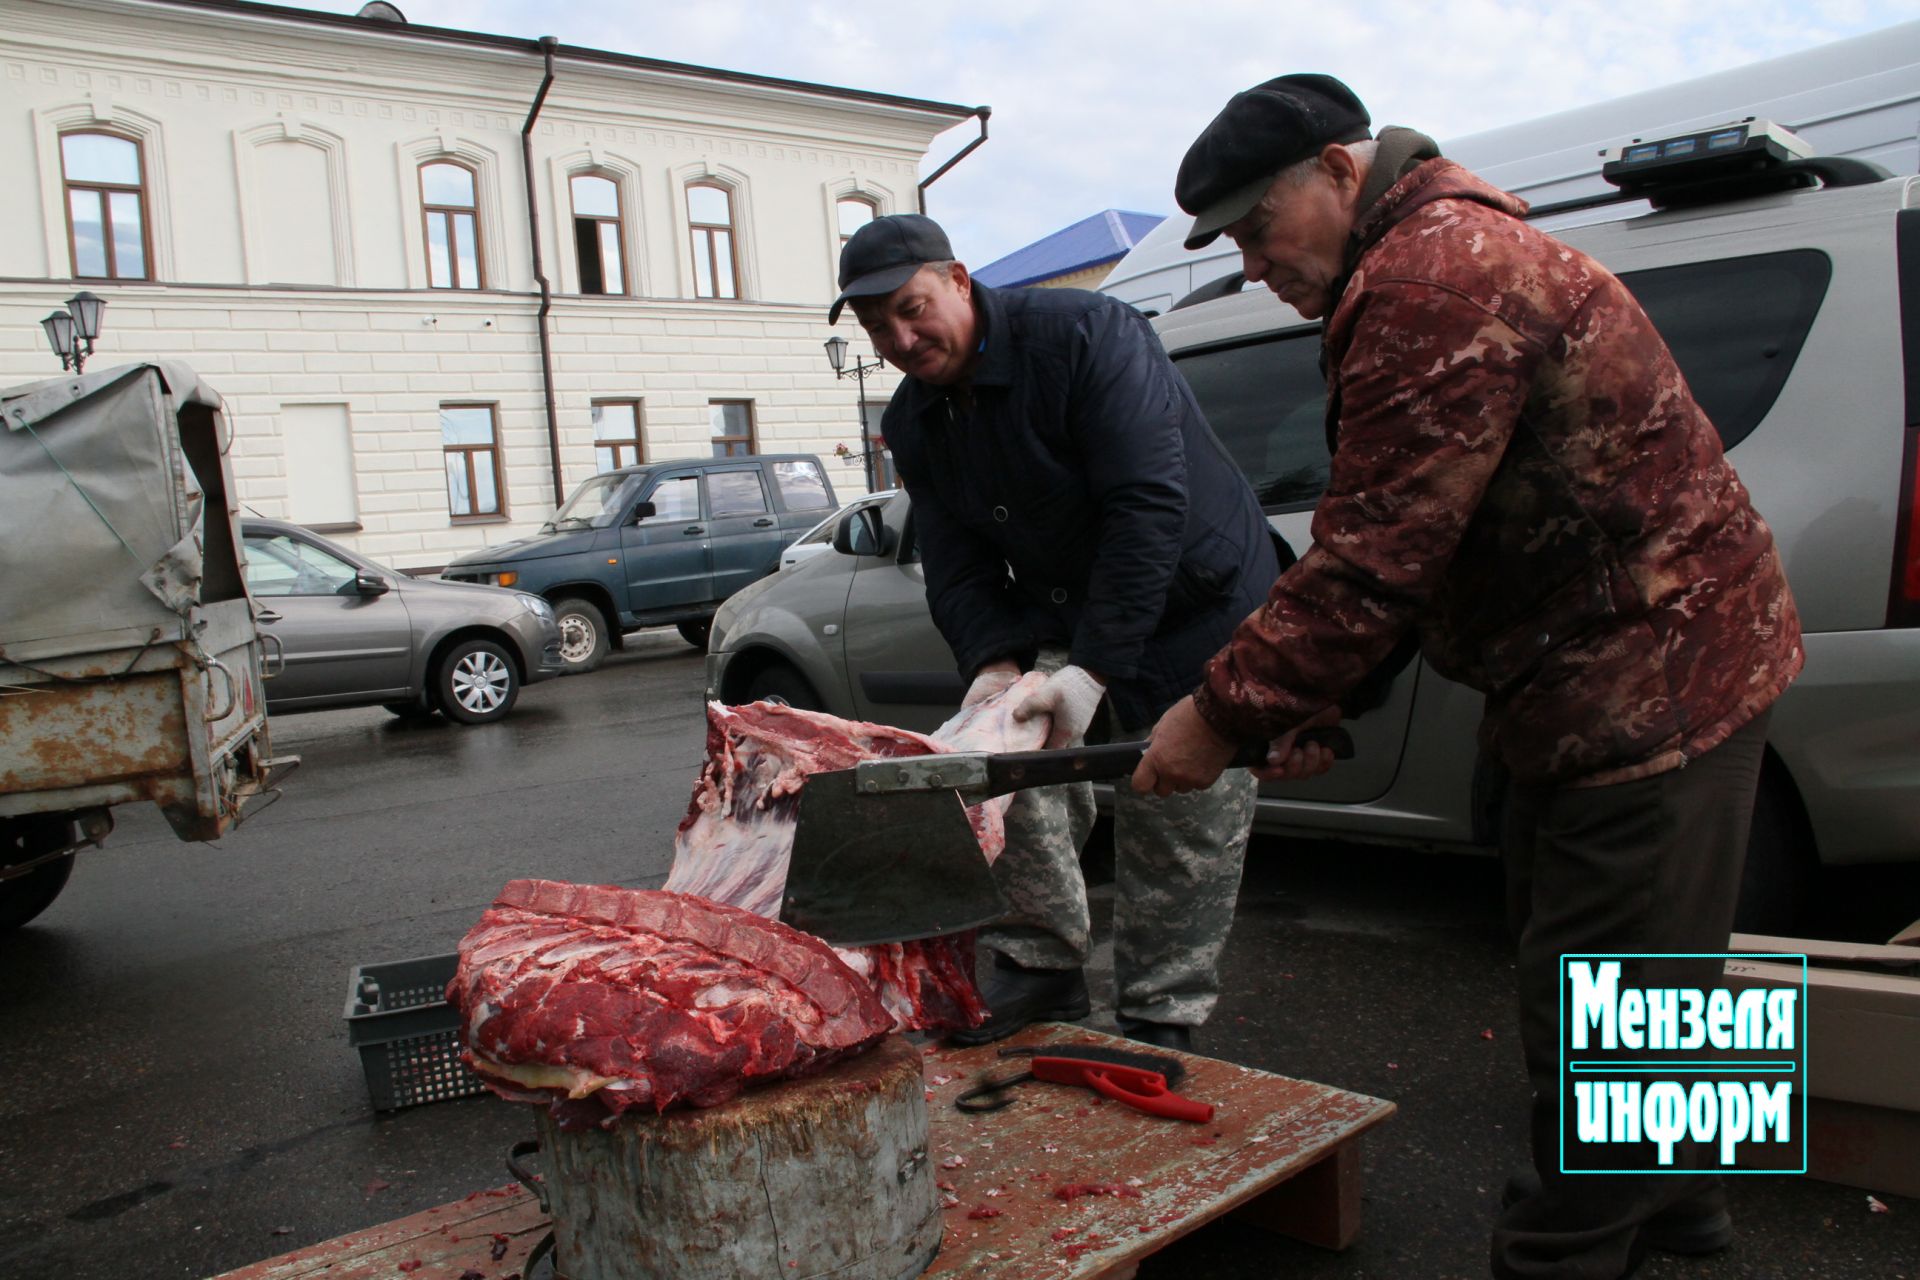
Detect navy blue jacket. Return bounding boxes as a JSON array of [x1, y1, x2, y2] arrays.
[[882, 283, 1281, 729]]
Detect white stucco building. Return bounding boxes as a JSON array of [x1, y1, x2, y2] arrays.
[[0, 0, 983, 568]]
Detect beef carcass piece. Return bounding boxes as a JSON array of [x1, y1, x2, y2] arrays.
[[449, 878, 891, 1125], [665, 675, 1050, 1032]]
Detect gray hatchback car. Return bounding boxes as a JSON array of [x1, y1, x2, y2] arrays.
[[706, 149, 1920, 934], [242, 518, 565, 724]]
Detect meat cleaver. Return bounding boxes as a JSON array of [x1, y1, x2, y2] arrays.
[[782, 730, 1354, 947]]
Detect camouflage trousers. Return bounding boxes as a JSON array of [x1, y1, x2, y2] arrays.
[[982, 647, 1258, 1026]]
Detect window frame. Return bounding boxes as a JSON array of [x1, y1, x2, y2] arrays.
[[571, 171, 629, 296], [59, 128, 152, 282], [708, 399, 756, 457], [591, 398, 645, 473], [687, 181, 742, 300], [439, 401, 509, 523], [419, 159, 485, 291], [836, 194, 878, 250]]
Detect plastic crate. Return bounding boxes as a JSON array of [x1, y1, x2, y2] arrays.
[[344, 952, 489, 1111]]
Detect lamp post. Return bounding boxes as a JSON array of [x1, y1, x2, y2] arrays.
[[40, 290, 107, 375], [822, 335, 887, 489]]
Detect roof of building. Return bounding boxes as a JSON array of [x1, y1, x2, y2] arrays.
[[141, 0, 980, 119], [971, 210, 1168, 288]]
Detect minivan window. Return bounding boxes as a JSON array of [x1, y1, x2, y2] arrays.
[[1618, 249, 1831, 452], [1173, 328, 1328, 512], [771, 459, 833, 512], [643, 474, 701, 523], [708, 470, 769, 518]]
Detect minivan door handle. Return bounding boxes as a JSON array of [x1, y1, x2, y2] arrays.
[[255, 608, 282, 624], [752, 518, 775, 528], [682, 524, 706, 536]]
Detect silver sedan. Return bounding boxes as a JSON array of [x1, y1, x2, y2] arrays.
[[242, 518, 565, 724]]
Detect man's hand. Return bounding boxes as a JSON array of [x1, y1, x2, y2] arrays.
[[961, 660, 1021, 709], [1251, 705, 1346, 782], [1012, 665, 1105, 749], [1132, 695, 1238, 797]]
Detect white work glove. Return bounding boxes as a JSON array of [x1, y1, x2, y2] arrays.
[[962, 664, 1021, 709], [1012, 665, 1105, 750]]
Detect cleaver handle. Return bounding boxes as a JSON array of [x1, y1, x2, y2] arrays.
[[983, 728, 1354, 799]]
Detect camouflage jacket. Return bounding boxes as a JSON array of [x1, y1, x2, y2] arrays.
[[1192, 158, 1803, 786]]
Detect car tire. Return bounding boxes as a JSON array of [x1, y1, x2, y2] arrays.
[[435, 638, 520, 725], [552, 596, 611, 674], [1, 817, 77, 933], [1732, 765, 1816, 936], [677, 618, 712, 649], [743, 662, 821, 712]]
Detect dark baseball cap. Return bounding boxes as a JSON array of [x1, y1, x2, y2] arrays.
[[1176, 74, 1371, 251], [829, 213, 955, 324]]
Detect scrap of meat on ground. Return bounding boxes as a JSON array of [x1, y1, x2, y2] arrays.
[[449, 878, 891, 1125], [665, 675, 1050, 1032]]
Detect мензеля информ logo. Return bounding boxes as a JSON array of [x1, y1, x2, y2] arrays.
[[1559, 954, 1808, 1176]]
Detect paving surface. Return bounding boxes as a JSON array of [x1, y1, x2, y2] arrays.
[[0, 630, 1914, 1279]]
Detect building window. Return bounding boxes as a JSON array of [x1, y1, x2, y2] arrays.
[[421, 161, 483, 290], [592, 400, 644, 473], [61, 131, 150, 280], [282, 403, 359, 529], [441, 403, 505, 519], [571, 173, 626, 295], [687, 183, 739, 299], [837, 195, 876, 248], [709, 400, 754, 457]]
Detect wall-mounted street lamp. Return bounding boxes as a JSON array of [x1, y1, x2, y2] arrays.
[[41, 291, 108, 375], [823, 335, 890, 489]]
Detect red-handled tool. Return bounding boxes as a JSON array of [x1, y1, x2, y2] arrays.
[[1028, 1056, 1215, 1124], [954, 1047, 1214, 1124]]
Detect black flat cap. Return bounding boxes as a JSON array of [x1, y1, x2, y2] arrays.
[[1176, 74, 1371, 250], [829, 213, 955, 324]]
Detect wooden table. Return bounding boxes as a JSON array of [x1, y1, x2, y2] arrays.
[[210, 1023, 1394, 1280]]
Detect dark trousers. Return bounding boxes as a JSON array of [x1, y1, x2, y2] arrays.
[[1490, 711, 1771, 1280]]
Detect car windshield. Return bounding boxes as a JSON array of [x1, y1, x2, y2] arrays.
[[552, 473, 638, 528]]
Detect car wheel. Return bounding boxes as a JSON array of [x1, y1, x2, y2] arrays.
[[383, 701, 437, 721], [1, 817, 77, 933], [552, 597, 611, 674], [1732, 766, 1815, 936], [743, 662, 821, 712], [677, 618, 712, 649], [435, 638, 520, 725]]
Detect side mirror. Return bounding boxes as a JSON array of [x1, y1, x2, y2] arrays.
[[832, 506, 896, 558], [352, 572, 391, 596], [631, 501, 658, 523]]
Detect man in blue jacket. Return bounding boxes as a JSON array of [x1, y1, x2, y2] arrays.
[[830, 214, 1314, 1050]]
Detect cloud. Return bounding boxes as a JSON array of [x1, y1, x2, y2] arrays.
[[302, 0, 1912, 264]]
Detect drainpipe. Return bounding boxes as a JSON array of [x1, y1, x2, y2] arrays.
[[522, 36, 565, 508], [917, 106, 990, 213]]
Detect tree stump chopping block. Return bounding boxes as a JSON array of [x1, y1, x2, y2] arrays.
[[533, 1034, 939, 1280]]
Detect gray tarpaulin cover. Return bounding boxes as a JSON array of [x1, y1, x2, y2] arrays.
[[0, 362, 224, 656]]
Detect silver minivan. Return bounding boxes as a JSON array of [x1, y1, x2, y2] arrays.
[[706, 148, 1920, 931]]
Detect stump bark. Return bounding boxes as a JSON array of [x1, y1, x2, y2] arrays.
[[535, 1035, 939, 1280]]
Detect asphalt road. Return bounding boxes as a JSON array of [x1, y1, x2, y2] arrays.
[[0, 632, 1913, 1279]]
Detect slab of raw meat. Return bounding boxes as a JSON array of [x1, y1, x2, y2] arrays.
[[665, 675, 1050, 1032], [448, 878, 891, 1125]]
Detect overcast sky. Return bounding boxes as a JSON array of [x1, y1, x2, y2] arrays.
[[297, 0, 1914, 268]]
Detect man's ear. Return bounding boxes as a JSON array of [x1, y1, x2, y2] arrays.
[[1321, 142, 1364, 195], [949, 260, 972, 300]]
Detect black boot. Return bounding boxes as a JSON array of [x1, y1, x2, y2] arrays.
[[1117, 1018, 1193, 1053], [947, 957, 1089, 1047], [1501, 1169, 1732, 1256]]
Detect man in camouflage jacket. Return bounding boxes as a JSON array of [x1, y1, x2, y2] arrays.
[[1140, 76, 1802, 1279]]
